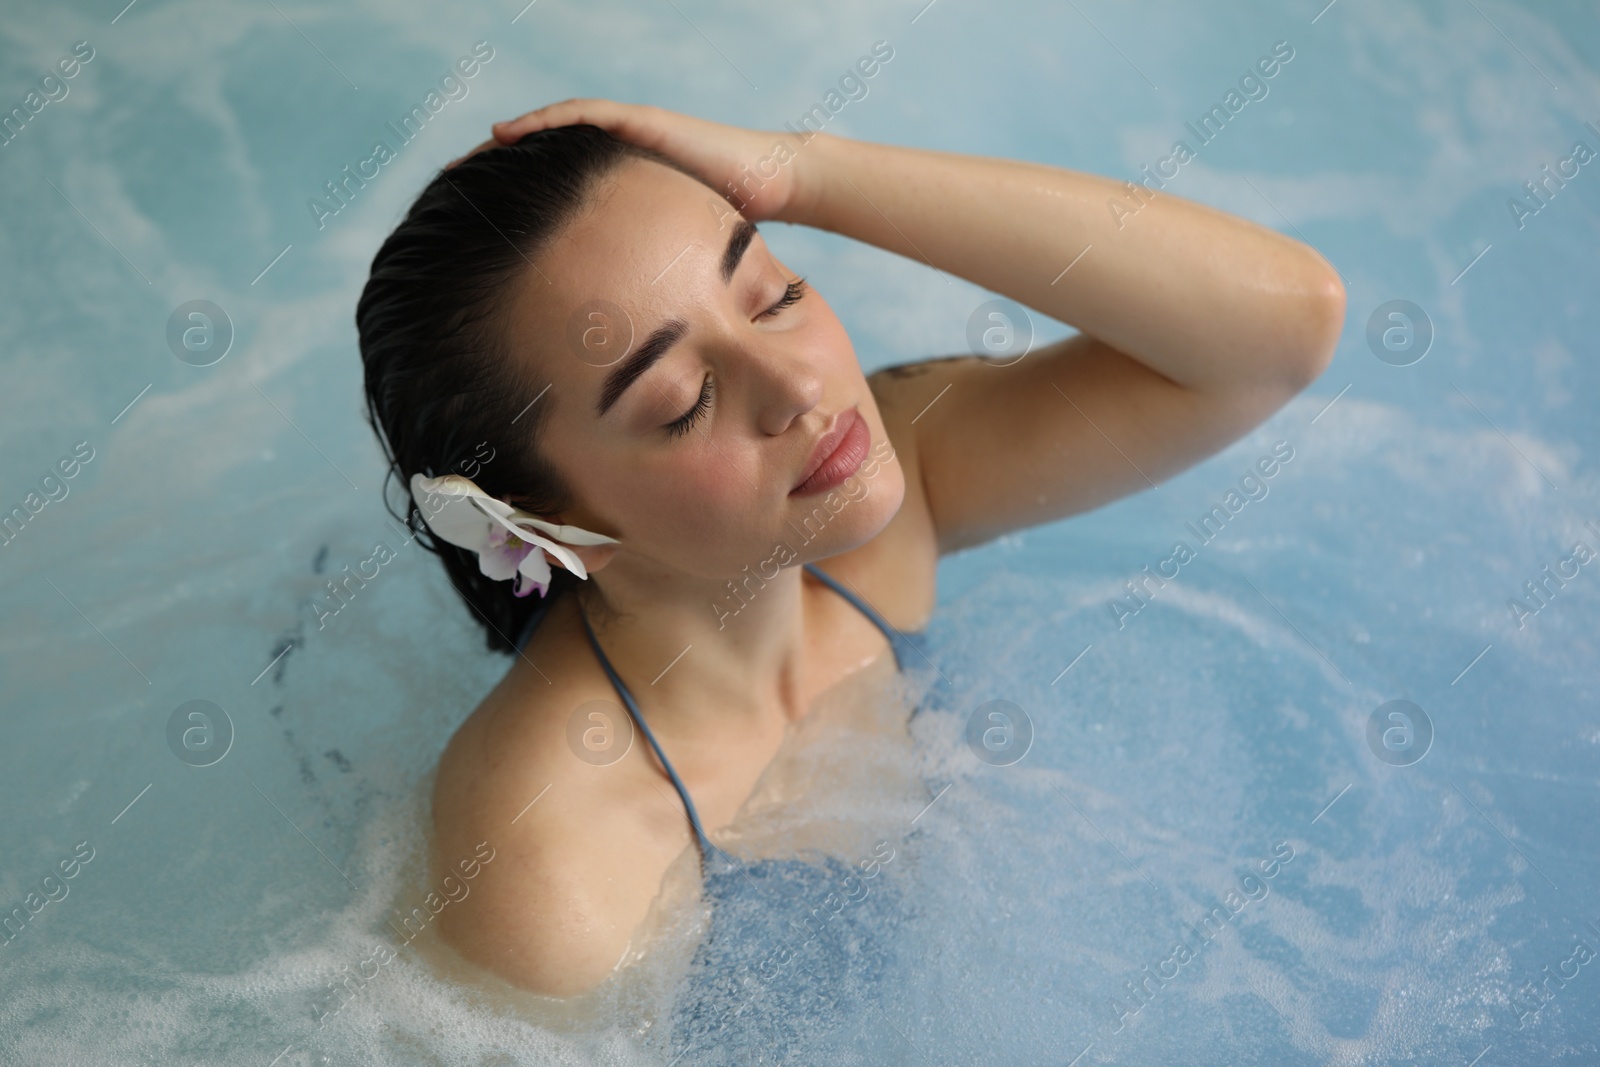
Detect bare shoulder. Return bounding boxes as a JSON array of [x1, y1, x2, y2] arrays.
[[427, 604, 689, 996]]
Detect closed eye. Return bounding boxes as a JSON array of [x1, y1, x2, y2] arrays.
[[659, 279, 806, 441], [665, 374, 713, 438], [663, 278, 808, 439], [762, 277, 807, 318]]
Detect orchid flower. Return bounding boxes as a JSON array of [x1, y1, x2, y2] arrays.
[[409, 473, 619, 598]]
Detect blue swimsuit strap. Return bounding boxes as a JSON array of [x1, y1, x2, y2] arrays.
[[797, 562, 920, 673], [570, 562, 918, 865], [576, 601, 716, 856]]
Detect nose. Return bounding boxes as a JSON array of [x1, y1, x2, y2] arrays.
[[747, 339, 823, 436]]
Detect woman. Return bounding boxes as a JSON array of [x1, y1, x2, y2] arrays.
[[356, 99, 1345, 1000]]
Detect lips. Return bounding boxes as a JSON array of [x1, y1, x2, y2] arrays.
[[791, 406, 869, 497]]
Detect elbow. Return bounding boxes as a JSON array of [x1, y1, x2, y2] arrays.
[[1283, 268, 1345, 390]]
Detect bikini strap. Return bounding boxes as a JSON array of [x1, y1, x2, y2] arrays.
[[801, 562, 923, 673], [570, 566, 925, 869], [575, 602, 713, 862], [522, 564, 922, 663]]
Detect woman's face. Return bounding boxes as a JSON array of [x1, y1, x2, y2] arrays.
[[504, 157, 906, 582]]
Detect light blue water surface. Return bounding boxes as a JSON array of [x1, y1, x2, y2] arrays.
[[2, 1, 1598, 1063]]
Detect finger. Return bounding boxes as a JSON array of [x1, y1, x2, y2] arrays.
[[445, 136, 501, 170], [493, 112, 557, 142], [493, 98, 622, 142], [493, 100, 578, 138], [450, 99, 610, 168], [489, 109, 551, 142]]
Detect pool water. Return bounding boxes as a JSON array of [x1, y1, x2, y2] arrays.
[[2, 0, 1598, 1063]]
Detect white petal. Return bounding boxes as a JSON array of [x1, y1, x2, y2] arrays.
[[522, 516, 620, 547], [410, 473, 495, 553], [410, 473, 613, 589], [478, 500, 619, 547], [477, 545, 524, 582], [471, 505, 601, 578], [516, 546, 554, 589], [515, 526, 591, 580]]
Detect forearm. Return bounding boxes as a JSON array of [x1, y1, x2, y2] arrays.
[[782, 132, 1344, 391]]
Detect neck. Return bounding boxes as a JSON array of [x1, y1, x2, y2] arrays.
[[572, 557, 813, 734]]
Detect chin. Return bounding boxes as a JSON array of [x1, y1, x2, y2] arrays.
[[788, 458, 907, 561]]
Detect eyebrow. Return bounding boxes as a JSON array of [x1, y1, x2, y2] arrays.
[[595, 218, 759, 418]]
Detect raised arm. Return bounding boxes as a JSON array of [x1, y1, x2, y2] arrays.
[[783, 133, 1346, 553], [472, 102, 1346, 555]]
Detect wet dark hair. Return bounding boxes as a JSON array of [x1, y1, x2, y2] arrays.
[[357, 124, 712, 655]]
